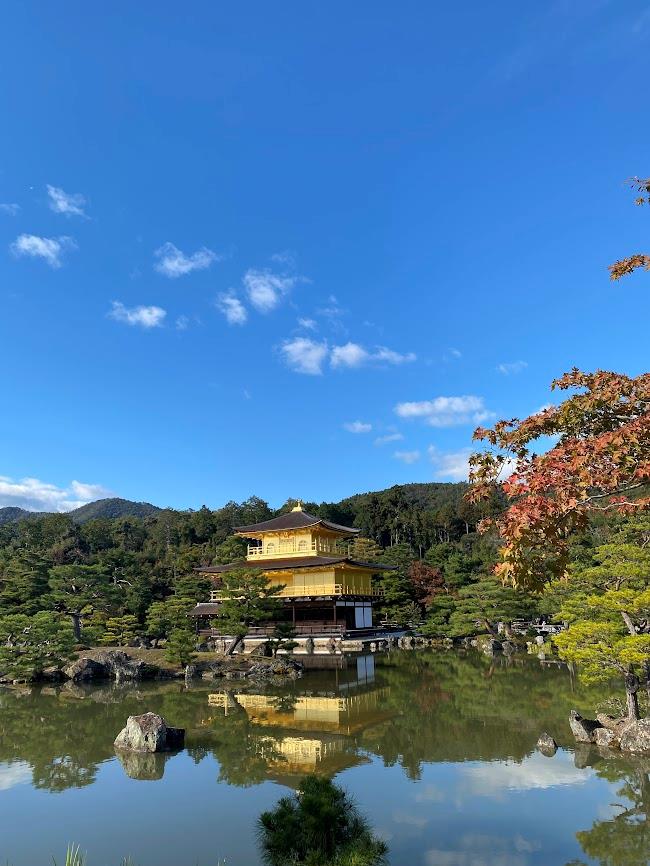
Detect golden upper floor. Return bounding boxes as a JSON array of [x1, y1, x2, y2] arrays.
[[235, 502, 359, 562]]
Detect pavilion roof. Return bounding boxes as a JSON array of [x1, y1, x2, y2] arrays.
[[196, 555, 394, 574], [234, 507, 359, 537]]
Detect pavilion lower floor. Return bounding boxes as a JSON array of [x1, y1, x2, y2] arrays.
[[190, 597, 375, 637]]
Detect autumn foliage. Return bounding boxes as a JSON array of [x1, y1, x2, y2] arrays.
[[468, 369, 650, 591], [609, 176, 650, 281]]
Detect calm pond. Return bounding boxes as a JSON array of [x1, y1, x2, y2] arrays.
[[1, 651, 648, 866]]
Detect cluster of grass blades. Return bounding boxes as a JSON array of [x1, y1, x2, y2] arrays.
[[51, 847, 136, 866], [46, 849, 227, 866]]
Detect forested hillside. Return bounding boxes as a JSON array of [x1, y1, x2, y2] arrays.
[[0, 497, 160, 526], [0, 474, 640, 656]]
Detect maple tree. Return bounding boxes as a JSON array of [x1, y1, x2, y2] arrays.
[[469, 369, 650, 591], [609, 176, 650, 281], [470, 372, 650, 718]]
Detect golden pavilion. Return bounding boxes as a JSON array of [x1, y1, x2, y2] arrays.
[[188, 502, 393, 644]]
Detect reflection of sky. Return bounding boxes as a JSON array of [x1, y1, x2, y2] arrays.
[[459, 751, 592, 797], [341, 752, 618, 866], [0, 744, 632, 866], [0, 761, 31, 791]]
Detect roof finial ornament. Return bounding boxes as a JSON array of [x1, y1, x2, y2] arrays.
[[291, 499, 303, 512]]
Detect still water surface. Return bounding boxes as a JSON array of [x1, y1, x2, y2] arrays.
[[1, 651, 648, 865]]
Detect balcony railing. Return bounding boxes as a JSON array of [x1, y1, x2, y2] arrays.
[[210, 584, 383, 601], [247, 540, 353, 559]]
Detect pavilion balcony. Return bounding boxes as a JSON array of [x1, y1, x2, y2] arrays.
[[246, 540, 353, 559], [210, 584, 383, 601]]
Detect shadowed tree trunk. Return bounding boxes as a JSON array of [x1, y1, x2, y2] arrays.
[[625, 672, 641, 721]]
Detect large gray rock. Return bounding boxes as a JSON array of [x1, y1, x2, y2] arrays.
[[64, 657, 108, 682], [569, 710, 603, 743], [619, 718, 650, 754], [594, 726, 620, 749], [64, 651, 157, 683], [114, 712, 185, 753]]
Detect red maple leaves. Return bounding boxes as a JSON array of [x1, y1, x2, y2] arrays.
[[469, 369, 650, 590]]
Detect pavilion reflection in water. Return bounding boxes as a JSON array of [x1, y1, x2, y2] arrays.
[[208, 654, 395, 781]]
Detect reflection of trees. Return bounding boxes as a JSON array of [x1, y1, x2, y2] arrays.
[[573, 750, 650, 866], [0, 652, 635, 801], [362, 652, 606, 780]]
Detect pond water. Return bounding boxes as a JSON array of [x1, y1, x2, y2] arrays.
[[0, 651, 648, 866]]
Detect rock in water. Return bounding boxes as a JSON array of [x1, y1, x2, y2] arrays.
[[114, 712, 185, 753], [569, 710, 603, 743], [594, 727, 620, 749], [63, 657, 108, 682], [619, 718, 650, 754], [536, 732, 558, 755]]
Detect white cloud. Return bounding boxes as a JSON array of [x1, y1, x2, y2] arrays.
[[298, 317, 317, 331], [343, 421, 372, 434], [331, 342, 369, 369], [280, 337, 328, 375], [10, 234, 76, 269], [449, 347, 462, 358], [394, 449, 421, 464], [0, 762, 31, 791], [395, 395, 492, 427], [428, 446, 517, 482], [0, 476, 112, 512], [175, 315, 189, 331], [428, 447, 473, 481], [372, 346, 417, 365], [460, 752, 591, 796], [154, 242, 218, 278], [109, 301, 166, 328], [46, 184, 88, 218], [426, 836, 528, 866], [243, 268, 297, 313], [374, 432, 404, 446], [331, 342, 416, 370], [216, 293, 248, 325], [0, 203, 20, 216], [497, 360, 528, 375]]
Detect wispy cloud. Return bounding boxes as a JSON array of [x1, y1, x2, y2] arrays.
[[109, 301, 166, 328], [428, 445, 517, 481], [175, 315, 190, 331], [0, 762, 31, 791], [497, 360, 528, 375], [46, 184, 88, 218], [375, 432, 404, 446], [244, 268, 297, 313], [298, 317, 317, 331], [0, 203, 20, 216], [280, 338, 416, 374], [270, 251, 296, 267], [154, 242, 218, 278], [331, 342, 416, 369], [10, 234, 76, 268], [280, 337, 329, 375], [216, 292, 248, 325], [343, 420, 372, 434], [395, 395, 492, 427], [428, 446, 473, 481], [0, 476, 112, 512], [394, 449, 421, 464]]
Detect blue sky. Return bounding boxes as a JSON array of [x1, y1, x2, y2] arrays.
[[1, 1, 649, 512]]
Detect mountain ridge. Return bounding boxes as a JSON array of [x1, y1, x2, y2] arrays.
[[0, 483, 468, 526]]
